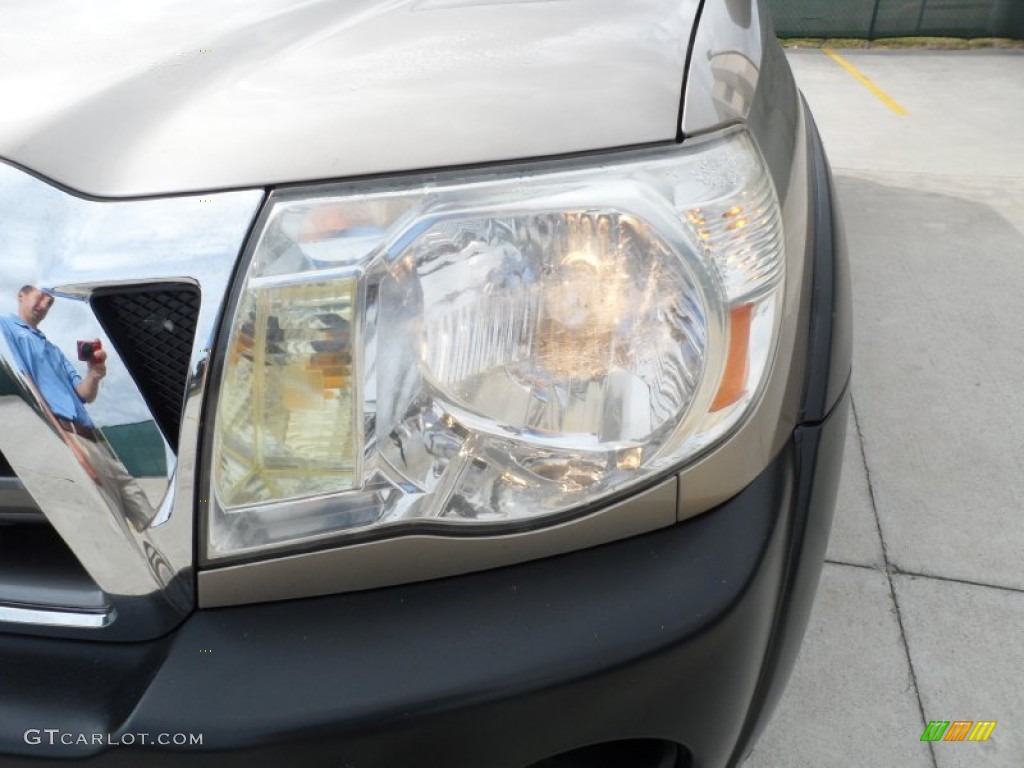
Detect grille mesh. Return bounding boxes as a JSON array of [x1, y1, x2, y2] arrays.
[[90, 285, 200, 449]]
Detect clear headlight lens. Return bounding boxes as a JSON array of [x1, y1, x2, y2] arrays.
[[207, 127, 784, 558]]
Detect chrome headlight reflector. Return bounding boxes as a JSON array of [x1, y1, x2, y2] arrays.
[[207, 128, 784, 559]]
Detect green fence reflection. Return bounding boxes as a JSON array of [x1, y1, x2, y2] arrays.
[[102, 420, 167, 478], [766, 0, 1024, 39]]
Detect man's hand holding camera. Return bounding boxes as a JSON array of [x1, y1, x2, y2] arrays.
[[76, 339, 106, 404]]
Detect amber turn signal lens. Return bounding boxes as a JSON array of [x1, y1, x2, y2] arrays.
[[711, 303, 754, 412]]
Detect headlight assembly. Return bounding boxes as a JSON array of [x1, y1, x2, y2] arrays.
[[206, 127, 784, 559]]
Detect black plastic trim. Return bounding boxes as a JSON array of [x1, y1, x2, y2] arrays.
[[0, 478, 44, 525], [0, 524, 108, 610], [728, 386, 849, 768], [90, 283, 201, 449], [797, 100, 853, 424]]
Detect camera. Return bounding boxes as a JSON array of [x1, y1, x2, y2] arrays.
[[77, 339, 102, 362]]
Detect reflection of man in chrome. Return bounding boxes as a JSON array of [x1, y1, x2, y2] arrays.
[[0, 285, 155, 532]]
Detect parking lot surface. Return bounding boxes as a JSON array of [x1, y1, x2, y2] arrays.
[[746, 50, 1024, 767]]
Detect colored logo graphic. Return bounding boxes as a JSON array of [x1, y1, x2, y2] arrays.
[[921, 721, 997, 742]]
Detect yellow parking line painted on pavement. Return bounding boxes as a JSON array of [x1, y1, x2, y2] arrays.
[[822, 48, 909, 116]]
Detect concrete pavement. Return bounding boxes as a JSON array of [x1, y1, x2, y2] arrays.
[[746, 50, 1024, 767]]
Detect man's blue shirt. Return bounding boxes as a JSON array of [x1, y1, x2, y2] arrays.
[[0, 314, 95, 427]]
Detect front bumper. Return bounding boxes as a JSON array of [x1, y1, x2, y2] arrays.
[[0, 387, 847, 768]]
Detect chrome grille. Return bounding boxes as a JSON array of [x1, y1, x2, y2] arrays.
[[0, 158, 263, 640]]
